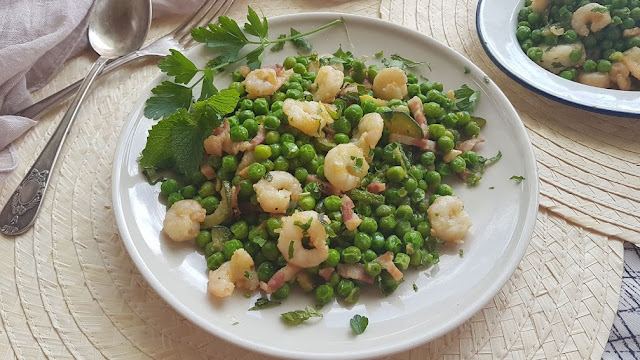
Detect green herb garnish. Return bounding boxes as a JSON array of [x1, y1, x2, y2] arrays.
[[454, 84, 480, 112], [510, 175, 525, 183], [350, 314, 369, 334], [249, 297, 282, 311], [281, 306, 323, 325]]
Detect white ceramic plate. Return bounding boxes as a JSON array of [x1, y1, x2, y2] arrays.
[[477, 0, 640, 118], [112, 13, 538, 359]]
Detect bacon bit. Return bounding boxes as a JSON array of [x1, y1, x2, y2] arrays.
[[375, 252, 403, 281], [443, 149, 462, 163], [263, 264, 300, 293], [389, 133, 437, 152], [231, 185, 241, 216], [366, 181, 386, 194], [250, 125, 266, 146], [458, 169, 471, 181], [236, 151, 256, 178], [408, 96, 427, 125], [264, 63, 284, 72], [239, 65, 251, 77], [341, 195, 362, 231], [362, 78, 373, 90], [337, 264, 374, 284], [200, 164, 216, 180], [318, 267, 335, 282], [457, 137, 485, 152]]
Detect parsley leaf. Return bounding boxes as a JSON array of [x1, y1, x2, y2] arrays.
[[389, 53, 429, 69], [375, 50, 383, 58], [288, 240, 295, 259], [249, 297, 281, 311], [332, 46, 354, 64], [246, 45, 265, 70], [191, 16, 249, 63], [281, 306, 323, 325], [454, 84, 480, 112], [294, 217, 313, 234], [158, 49, 200, 84], [591, 6, 608, 13], [464, 66, 471, 74], [290, 28, 313, 51], [350, 314, 369, 334], [243, 6, 268, 38], [270, 34, 287, 52], [510, 175, 525, 183], [413, 283, 418, 292], [144, 81, 192, 120], [198, 67, 218, 101]]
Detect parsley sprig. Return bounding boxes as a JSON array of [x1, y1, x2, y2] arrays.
[[144, 6, 343, 119]]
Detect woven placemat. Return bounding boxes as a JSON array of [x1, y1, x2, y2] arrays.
[[0, 0, 633, 358]]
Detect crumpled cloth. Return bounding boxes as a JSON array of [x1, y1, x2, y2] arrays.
[[0, 0, 202, 183]]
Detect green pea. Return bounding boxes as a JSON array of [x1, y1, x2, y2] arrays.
[[248, 163, 266, 182], [342, 246, 362, 264], [179, 185, 195, 199], [298, 194, 316, 211], [385, 235, 403, 253], [359, 217, 378, 234], [333, 117, 351, 134], [367, 65, 380, 80], [324, 195, 342, 211], [354, 232, 372, 251], [425, 169, 441, 185], [304, 182, 321, 200], [283, 56, 297, 69], [375, 204, 395, 217], [228, 81, 245, 96], [161, 179, 179, 196], [464, 122, 481, 137], [559, 70, 575, 81], [281, 142, 299, 159], [223, 239, 243, 260], [583, 59, 597, 72], [266, 218, 283, 238], [256, 262, 276, 282], [254, 144, 272, 161], [516, 26, 531, 41], [597, 59, 613, 73], [361, 99, 377, 114], [436, 183, 453, 196], [200, 196, 219, 214], [196, 230, 211, 248], [292, 62, 307, 74], [261, 241, 280, 261], [198, 181, 216, 198], [272, 282, 290, 299], [337, 279, 355, 298], [333, 133, 350, 144], [364, 261, 382, 277], [362, 249, 377, 263], [417, 222, 431, 239], [379, 215, 397, 233], [371, 232, 386, 252], [395, 205, 413, 220], [387, 166, 406, 182], [207, 252, 226, 270], [230, 221, 249, 239], [562, 30, 578, 44], [298, 144, 316, 163], [315, 284, 334, 305], [264, 115, 281, 130], [393, 253, 411, 271], [526, 47, 543, 62], [222, 155, 238, 172], [450, 156, 467, 173], [167, 192, 183, 208], [273, 156, 289, 171], [437, 136, 455, 153], [569, 49, 583, 63]]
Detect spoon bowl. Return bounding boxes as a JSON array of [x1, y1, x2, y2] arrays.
[[0, 0, 152, 235]]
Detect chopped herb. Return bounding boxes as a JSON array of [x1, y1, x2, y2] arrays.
[[249, 297, 282, 311], [484, 76, 490, 84], [318, 213, 338, 238], [232, 321, 239, 325], [351, 156, 364, 173], [591, 6, 608, 13], [375, 50, 383, 58], [244, 271, 253, 279], [413, 283, 418, 292], [288, 240, 295, 259], [281, 306, 323, 325], [332, 46, 355, 64], [141, 167, 164, 185], [350, 314, 369, 334], [251, 236, 267, 247], [464, 66, 471, 74], [290, 28, 313, 51], [382, 54, 430, 70], [270, 34, 287, 52], [551, 62, 565, 68], [510, 175, 525, 183], [487, 150, 502, 164], [459, 249, 464, 257], [489, 186, 495, 189], [454, 84, 480, 112], [294, 217, 313, 234]]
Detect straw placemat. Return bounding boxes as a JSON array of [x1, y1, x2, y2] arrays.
[[0, 0, 634, 358]]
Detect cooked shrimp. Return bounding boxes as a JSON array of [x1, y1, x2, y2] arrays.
[[623, 27, 640, 38], [531, 0, 549, 13], [163, 200, 206, 242], [276, 211, 329, 268], [577, 71, 611, 88], [352, 112, 384, 153], [538, 43, 586, 74], [609, 62, 632, 90], [243, 67, 292, 98], [324, 143, 370, 193], [623, 46, 640, 80], [427, 196, 472, 244], [253, 171, 302, 213], [207, 249, 258, 297], [282, 99, 336, 137], [571, 3, 612, 37], [313, 65, 344, 103], [372, 67, 408, 100]]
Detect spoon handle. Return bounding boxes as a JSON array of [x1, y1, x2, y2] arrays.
[[0, 56, 109, 235]]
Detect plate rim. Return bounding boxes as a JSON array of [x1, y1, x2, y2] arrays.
[[112, 11, 540, 359], [476, 0, 640, 119]]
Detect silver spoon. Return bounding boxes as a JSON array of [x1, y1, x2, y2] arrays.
[[0, 0, 151, 235]]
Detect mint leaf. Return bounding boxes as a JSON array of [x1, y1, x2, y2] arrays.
[[288, 240, 294, 259], [317, 213, 337, 238], [198, 68, 218, 101], [350, 314, 368, 334], [140, 109, 187, 168], [510, 175, 525, 183], [198, 88, 240, 115], [281, 306, 323, 325], [294, 217, 313, 235], [170, 119, 206, 176], [244, 6, 268, 38], [249, 298, 281, 311], [144, 81, 192, 119], [158, 49, 199, 84], [290, 28, 312, 51], [454, 84, 480, 112]]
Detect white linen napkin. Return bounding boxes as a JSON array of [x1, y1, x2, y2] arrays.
[[0, 0, 202, 183]]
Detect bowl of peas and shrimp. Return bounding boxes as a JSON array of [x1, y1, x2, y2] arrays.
[[113, 12, 537, 359], [477, 0, 640, 117]]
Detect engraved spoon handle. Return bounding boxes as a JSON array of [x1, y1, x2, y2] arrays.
[[0, 57, 109, 235]]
